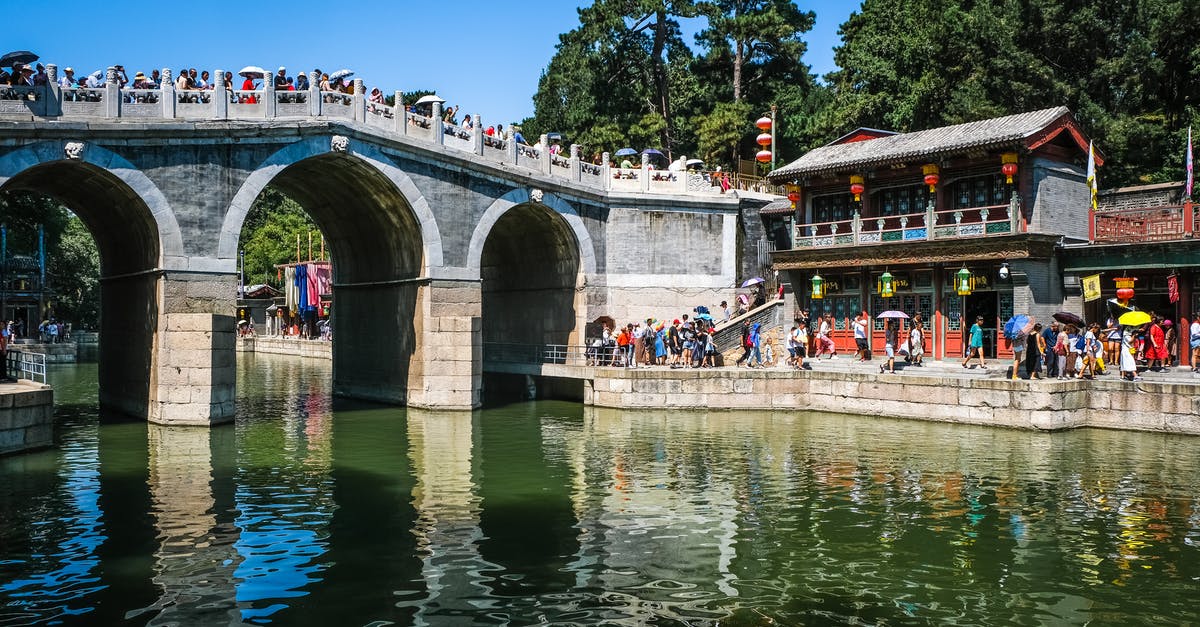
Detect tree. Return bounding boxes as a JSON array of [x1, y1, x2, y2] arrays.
[[47, 217, 99, 328], [238, 187, 324, 289], [694, 0, 817, 102]]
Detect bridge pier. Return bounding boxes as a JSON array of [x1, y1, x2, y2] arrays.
[[149, 273, 237, 426], [406, 279, 482, 410]]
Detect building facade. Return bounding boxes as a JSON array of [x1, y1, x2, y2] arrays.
[[767, 107, 1096, 360]]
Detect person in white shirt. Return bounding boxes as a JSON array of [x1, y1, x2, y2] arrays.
[[852, 312, 868, 361], [1190, 312, 1200, 373]]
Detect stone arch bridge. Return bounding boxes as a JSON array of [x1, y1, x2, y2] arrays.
[[0, 67, 758, 425]]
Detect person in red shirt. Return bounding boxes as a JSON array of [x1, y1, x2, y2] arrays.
[[241, 75, 258, 104]]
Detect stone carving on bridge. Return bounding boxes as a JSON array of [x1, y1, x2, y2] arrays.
[[331, 135, 350, 153], [64, 142, 85, 160], [529, 188, 544, 205]]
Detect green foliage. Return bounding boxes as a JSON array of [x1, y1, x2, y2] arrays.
[[47, 217, 99, 328], [239, 187, 323, 288], [0, 192, 97, 328], [695, 101, 753, 164], [824, 0, 1200, 186]]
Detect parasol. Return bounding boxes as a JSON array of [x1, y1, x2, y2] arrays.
[[1118, 311, 1151, 326], [876, 310, 909, 319], [686, 158, 705, 166], [740, 277, 765, 287], [0, 51, 38, 68], [614, 148, 637, 157], [1052, 311, 1085, 327], [413, 94, 445, 105], [1004, 314, 1033, 338], [238, 66, 268, 78], [329, 68, 354, 81]]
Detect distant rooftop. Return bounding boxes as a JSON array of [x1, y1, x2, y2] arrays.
[[769, 107, 1083, 181]]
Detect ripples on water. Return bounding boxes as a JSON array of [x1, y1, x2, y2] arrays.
[[0, 354, 1197, 625]]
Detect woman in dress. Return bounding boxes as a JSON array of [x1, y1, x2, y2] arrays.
[[1146, 315, 1166, 371]]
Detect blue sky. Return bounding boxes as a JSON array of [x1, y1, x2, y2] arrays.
[[10, 1, 857, 128]]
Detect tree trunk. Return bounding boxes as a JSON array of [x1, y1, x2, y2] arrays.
[[651, 9, 673, 156], [733, 40, 744, 101]]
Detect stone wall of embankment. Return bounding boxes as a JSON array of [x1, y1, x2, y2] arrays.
[[586, 369, 1200, 435]]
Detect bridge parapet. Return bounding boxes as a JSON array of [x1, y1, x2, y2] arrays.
[[0, 65, 726, 198]]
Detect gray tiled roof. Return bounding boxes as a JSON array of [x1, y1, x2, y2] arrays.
[[758, 198, 795, 215], [769, 107, 1072, 181]]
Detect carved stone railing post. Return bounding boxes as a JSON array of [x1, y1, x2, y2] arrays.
[[540, 134, 551, 175], [263, 69, 277, 118], [105, 67, 120, 118], [601, 151, 611, 190], [506, 127, 518, 163], [432, 101, 444, 145], [1009, 193, 1021, 233], [926, 198, 935, 240], [309, 69, 321, 116], [213, 70, 229, 119], [44, 64, 62, 116], [161, 68, 176, 118], [393, 91, 406, 134], [640, 152, 650, 192], [569, 143, 581, 182], [352, 78, 364, 122], [852, 212, 862, 243], [473, 114, 484, 155]]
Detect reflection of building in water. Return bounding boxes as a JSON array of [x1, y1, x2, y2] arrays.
[[404, 409, 490, 623], [133, 426, 241, 625], [564, 407, 745, 622]]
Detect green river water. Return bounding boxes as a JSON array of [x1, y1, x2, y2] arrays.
[[1, 353, 1197, 625]]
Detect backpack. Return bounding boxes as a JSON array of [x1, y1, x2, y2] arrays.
[[1075, 335, 1086, 351]]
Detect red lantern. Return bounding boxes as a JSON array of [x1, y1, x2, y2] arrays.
[[922, 164, 940, 192], [1001, 152, 1019, 184], [756, 133, 772, 146], [755, 116, 772, 131], [1116, 287, 1134, 301], [849, 175, 865, 201], [756, 150, 772, 163], [787, 190, 800, 203]]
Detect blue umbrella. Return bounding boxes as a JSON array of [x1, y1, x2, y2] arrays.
[[1004, 314, 1031, 338], [614, 148, 637, 157], [696, 313, 714, 321]]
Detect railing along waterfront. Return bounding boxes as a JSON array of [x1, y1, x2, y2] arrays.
[[0, 64, 729, 198], [793, 201, 1017, 249], [1092, 204, 1194, 243], [5, 350, 47, 384]]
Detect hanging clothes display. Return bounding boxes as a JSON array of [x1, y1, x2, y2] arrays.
[[306, 263, 320, 309], [312, 263, 333, 300], [284, 266, 298, 310], [295, 263, 309, 313]]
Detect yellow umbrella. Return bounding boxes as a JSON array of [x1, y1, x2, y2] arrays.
[[1118, 311, 1151, 326]]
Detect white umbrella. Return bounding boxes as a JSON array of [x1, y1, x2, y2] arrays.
[[414, 94, 445, 105], [329, 68, 354, 81], [238, 65, 267, 78], [686, 158, 705, 166]]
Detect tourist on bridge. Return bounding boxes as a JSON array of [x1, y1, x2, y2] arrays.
[[852, 312, 869, 361], [881, 319, 898, 374], [1042, 321, 1061, 378], [909, 313, 925, 367], [735, 320, 752, 367]]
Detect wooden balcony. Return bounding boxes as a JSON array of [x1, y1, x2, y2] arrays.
[[792, 203, 1016, 249], [1092, 204, 1196, 243]]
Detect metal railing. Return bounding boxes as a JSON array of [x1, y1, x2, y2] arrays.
[[6, 350, 47, 384], [484, 342, 596, 366]]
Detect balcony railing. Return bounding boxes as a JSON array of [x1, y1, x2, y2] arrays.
[[793, 203, 1015, 249], [1092, 204, 1194, 243]]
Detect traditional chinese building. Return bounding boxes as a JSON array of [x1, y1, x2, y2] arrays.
[[767, 107, 1096, 360], [1060, 180, 1197, 361]]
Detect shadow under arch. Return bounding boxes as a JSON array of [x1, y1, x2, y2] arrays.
[[473, 190, 590, 349], [227, 145, 431, 404], [0, 147, 168, 419]]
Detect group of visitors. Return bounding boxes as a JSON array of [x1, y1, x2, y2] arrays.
[[963, 311, 1197, 383]]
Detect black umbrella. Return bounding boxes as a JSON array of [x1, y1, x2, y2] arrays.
[[1052, 311, 1085, 327], [0, 51, 38, 68]]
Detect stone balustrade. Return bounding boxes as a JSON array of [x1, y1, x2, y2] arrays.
[[0, 64, 721, 197]]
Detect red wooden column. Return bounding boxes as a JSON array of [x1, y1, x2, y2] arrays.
[[1181, 270, 1193, 368], [933, 268, 944, 360], [1184, 199, 1194, 238]]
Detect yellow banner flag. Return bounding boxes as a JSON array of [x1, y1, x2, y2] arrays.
[[1082, 273, 1102, 302]]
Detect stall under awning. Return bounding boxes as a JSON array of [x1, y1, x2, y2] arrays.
[[771, 233, 1060, 271]]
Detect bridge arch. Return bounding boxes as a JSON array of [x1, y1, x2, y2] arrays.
[[471, 189, 594, 349], [223, 135, 442, 404], [0, 140, 178, 418]]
